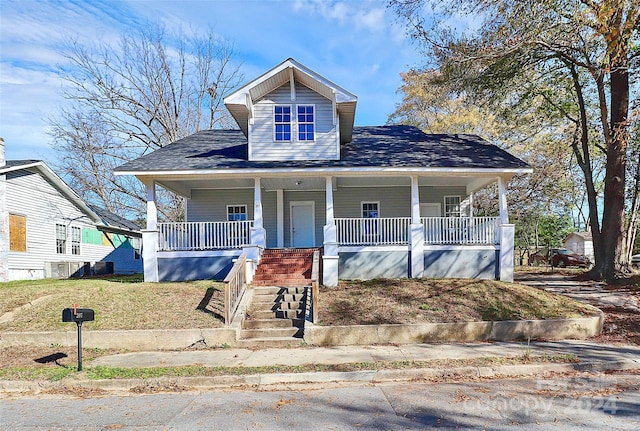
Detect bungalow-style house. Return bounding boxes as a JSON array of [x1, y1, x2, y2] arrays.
[[0, 141, 143, 281], [115, 59, 531, 286]]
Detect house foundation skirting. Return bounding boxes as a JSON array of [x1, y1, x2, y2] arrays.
[[337, 245, 500, 281], [157, 250, 242, 282]]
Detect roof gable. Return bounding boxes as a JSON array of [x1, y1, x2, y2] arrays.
[[2, 160, 102, 224], [224, 58, 357, 143]]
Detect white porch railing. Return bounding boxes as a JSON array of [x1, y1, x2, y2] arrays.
[[421, 216, 500, 245], [335, 217, 411, 245], [158, 221, 253, 251]]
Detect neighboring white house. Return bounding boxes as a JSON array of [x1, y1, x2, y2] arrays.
[[565, 231, 594, 263], [115, 58, 532, 286], [0, 143, 142, 281]]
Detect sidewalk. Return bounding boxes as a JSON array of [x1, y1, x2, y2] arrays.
[[2, 340, 639, 394], [91, 340, 640, 369]]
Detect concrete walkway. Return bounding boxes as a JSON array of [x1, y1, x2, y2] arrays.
[[515, 272, 640, 311], [91, 340, 640, 369]]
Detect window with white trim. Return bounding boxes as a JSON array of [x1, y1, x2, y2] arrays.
[[55, 223, 67, 254], [274, 105, 291, 141], [71, 226, 81, 255], [297, 105, 314, 141], [444, 196, 461, 217], [132, 236, 141, 260], [362, 202, 380, 218], [227, 205, 248, 221]]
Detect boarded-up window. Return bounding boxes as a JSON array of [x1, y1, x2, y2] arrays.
[[9, 214, 27, 252]]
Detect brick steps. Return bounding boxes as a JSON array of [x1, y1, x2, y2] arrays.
[[239, 249, 317, 347]]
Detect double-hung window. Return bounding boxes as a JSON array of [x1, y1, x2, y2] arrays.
[[297, 105, 314, 141], [274, 105, 291, 141], [444, 196, 461, 217], [55, 223, 67, 254], [361, 202, 380, 241], [71, 226, 81, 255], [227, 205, 247, 221]]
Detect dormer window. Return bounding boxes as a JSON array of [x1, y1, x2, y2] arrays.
[[274, 105, 291, 141], [297, 105, 315, 141]]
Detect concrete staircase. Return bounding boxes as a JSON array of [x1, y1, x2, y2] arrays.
[[238, 249, 316, 348]]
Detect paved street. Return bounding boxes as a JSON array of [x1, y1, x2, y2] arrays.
[[2, 373, 638, 430]]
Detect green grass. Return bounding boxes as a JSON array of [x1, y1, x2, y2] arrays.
[[0, 354, 579, 381], [318, 278, 600, 326], [0, 276, 226, 331]]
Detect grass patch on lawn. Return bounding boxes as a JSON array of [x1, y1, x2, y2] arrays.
[[317, 278, 600, 326], [0, 353, 579, 382], [0, 276, 226, 331]]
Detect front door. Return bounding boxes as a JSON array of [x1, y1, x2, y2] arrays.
[[290, 201, 315, 247]]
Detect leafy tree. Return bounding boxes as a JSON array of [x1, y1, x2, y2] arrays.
[[49, 22, 243, 221], [391, 0, 639, 280], [387, 68, 577, 252]]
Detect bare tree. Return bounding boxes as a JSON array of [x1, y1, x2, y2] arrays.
[[50, 22, 243, 221]]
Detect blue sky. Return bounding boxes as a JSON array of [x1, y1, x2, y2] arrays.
[[0, 0, 421, 162]]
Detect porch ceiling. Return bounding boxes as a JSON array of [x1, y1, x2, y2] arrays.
[[153, 174, 497, 198]]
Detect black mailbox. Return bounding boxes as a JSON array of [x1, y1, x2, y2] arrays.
[[62, 308, 95, 323]]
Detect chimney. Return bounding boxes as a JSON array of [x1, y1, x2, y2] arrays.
[[0, 137, 5, 167]]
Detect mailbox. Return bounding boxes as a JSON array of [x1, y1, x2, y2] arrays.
[[62, 306, 95, 371], [62, 308, 94, 323]]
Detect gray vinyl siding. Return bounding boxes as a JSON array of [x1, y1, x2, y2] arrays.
[[6, 169, 141, 278], [420, 186, 467, 215], [249, 83, 337, 161], [187, 188, 278, 248], [188, 189, 255, 222], [332, 186, 465, 218]]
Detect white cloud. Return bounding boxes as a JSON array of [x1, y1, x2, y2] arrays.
[[355, 8, 386, 32]]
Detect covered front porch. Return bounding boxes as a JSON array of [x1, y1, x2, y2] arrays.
[[140, 171, 515, 285]]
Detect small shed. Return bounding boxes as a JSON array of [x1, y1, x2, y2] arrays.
[[564, 231, 594, 262]]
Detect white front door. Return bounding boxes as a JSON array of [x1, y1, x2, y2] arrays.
[[290, 201, 315, 247]]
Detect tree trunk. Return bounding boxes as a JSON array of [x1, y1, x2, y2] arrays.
[[600, 65, 629, 279]]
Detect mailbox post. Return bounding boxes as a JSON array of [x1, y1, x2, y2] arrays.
[[62, 305, 94, 371]]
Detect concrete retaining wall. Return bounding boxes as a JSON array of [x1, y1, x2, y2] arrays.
[[304, 313, 604, 346], [0, 328, 238, 350]]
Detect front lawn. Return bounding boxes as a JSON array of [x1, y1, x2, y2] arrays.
[[0, 276, 226, 331], [317, 278, 600, 326]]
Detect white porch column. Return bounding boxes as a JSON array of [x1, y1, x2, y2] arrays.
[[323, 176, 339, 286], [250, 177, 266, 248], [141, 178, 159, 282], [497, 176, 514, 282], [276, 189, 284, 248], [410, 175, 424, 278], [497, 176, 509, 224], [246, 178, 266, 280]]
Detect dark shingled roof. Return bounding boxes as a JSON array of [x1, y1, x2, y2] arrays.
[[115, 125, 530, 172], [88, 205, 142, 232], [3, 160, 41, 168]]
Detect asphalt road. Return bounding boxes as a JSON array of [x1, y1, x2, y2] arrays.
[[1, 373, 638, 430]]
